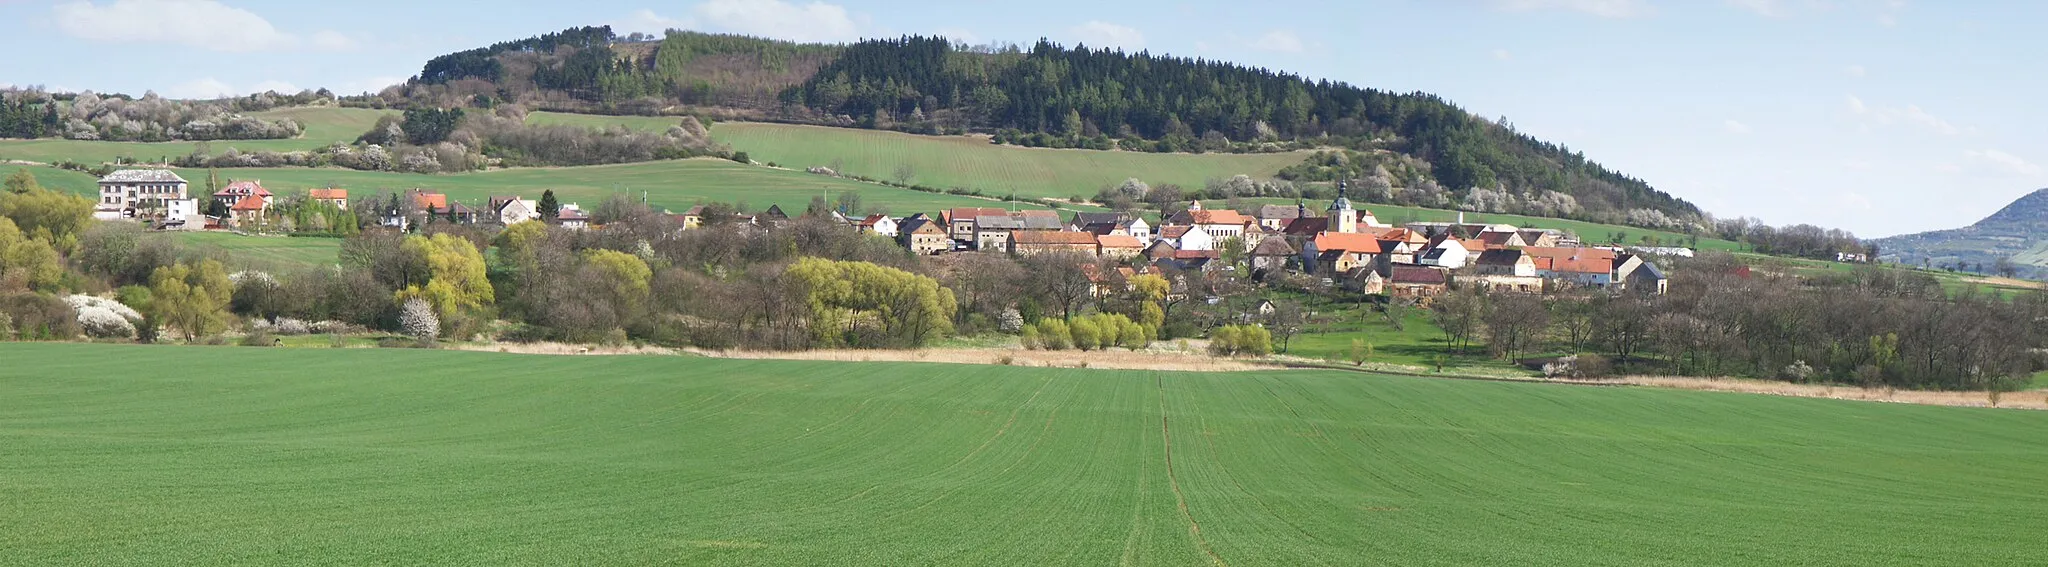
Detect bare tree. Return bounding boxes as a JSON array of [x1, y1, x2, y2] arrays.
[[1023, 252, 1096, 320]]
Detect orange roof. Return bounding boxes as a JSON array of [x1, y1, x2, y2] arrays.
[[221, 180, 271, 196], [1476, 232, 1519, 249], [858, 214, 891, 227], [1379, 228, 1426, 243], [1315, 232, 1383, 254], [308, 188, 347, 200], [1525, 247, 1616, 274], [230, 195, 266, 211], [1187, 209, 1249, 226], [410, 191, 448, 211], [1159, 226, 1193, 239], [1097, 234, 1145, 248], [1011, 230, 1099, 245]]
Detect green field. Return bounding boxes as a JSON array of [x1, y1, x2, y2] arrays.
[[172, 232, 342, 271], [526, 111, 689, 133], [0, 107, 394, 165], [3, 343, 2043, 565], [710, 122, 1314, 200]]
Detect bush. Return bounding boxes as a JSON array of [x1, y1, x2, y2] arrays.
[[274, 318, 311, 336], [1019, 325, 1041, 350], [399, 298, 439, 341], [1037, 319, 1071, 350], [239, 329, 276, 347], [1208, 324, 1271, 357], [1070, 318, 1100, 351], [0, 293, 80, 340]]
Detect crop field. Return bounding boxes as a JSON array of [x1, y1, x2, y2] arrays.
[[0, 107, 394, 165], [172, 232, 342, 271], [710, 122, 1314, 200], [3, 343, 2043, 565]]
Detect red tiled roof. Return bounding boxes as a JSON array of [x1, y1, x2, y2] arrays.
[[219, 180, 271, 196], [858, 214, 891, 227], [1390, 265, 1449, 285], [410, 191, 448, 211], [1314, 232, 1383, 254], [230, 195, 265, 211], [1011, 230, 1099, 245], [1174, 249, 1221, 260], [1097, 234, 1145, 248], [1524, 247, 1616, 274], [1159, 225, 1193, 239], [1477, 232, 1519, 249], [308, 188, 347, 200], [1186, 209, 1249, 226]]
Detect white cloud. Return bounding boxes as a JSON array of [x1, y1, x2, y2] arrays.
[[1965, 149, 2043, 177], [54, 0, 356, 52], [692, 0, 868, 43], [614, 9, 691, 37], [334, 76, 404, 95], [1847, 95, 1959, 135], [1726, 0, 1790, 16], [1068, 20, 1145, 51], [1492, 48, 1513, 61], [1247, 30, 1304, 53], [1494, 0, 1652, 18], [1877, 0, 1905, 26], [1844, 64, 1866, 77], [1723, 119, 1752, 134]]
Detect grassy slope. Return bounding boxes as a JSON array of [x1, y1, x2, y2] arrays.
[[3, 344, 2043, 566], [0, 107, 394, 165], [708, 121, 1313, 200], [172, 232, 343, 271]]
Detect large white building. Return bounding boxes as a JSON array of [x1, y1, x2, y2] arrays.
[[97, 170, 190, 214]]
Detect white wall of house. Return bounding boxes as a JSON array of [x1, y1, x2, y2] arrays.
[[1177, 226, 1216, 251]]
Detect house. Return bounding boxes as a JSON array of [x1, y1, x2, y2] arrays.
[[1009, 230, 1100, 256], [213, 180, 274, 213], [856, 214, 899, 238], [162, 198, 202, 230], [974, 214, 1025, 251], [309, 188, 349, 210], [1526, 246, 1619, 287], [1474, 230, 1528, 250], [1098, 234, 1146, 260], [97, 169, 190, 216], [1163, 249, 1220, 271], [1519, 229, 1565, 248], [1072, 212, 1153, 244], [758, 205, 790, 225], [1626, 261, 1669, 295], [1280, 216, 1330, 238], [1419, 236, 1473, 269], [229, 195, 268, 226], [1170, 201, 1251, 240], [1342, 268, 1386, 295], [490, 196, 540, 225], [1472, 249, 1542, 292], [1303, 232, 1382, 276], [407, 189, 478, 224], [1144, 239, 1181, 263], [667, 206, 705, 230], [898, 215, 950, 255], [1387, 265, 1450, 298], [1248, 236, 1297, 275], [555, 205, 592, 231], [945, 207, 1010, 243], [1318, 249, 1365, 275], [1255, 203, 1318, 231], [1158, 225, 1216, 251], [1835, 252, 1869, 263]]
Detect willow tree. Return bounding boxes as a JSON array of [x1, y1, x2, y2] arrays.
[[784, 257, 956, 348]]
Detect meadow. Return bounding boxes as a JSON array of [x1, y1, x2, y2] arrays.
[[2, 343, 2043, 566], [172, 232, 343, 271], [0, 107, 393, 165]]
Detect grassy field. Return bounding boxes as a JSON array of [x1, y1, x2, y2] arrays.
[[526, 111, 689, 132], [0, 107, 393, 165], [709, 122, 1314, 200], [172, 232, 342, 271], [3, 343, 2043, 566], [26, 159, 1058, 218]]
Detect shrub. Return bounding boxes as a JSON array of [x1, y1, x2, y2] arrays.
[[75, 306, 137, 339], [239, 329, 276, 347], [274, 318, 311, 336], [1208, 325, 1272, 357], [1070, 318, 1101, 351], [0, 293, 80, 340], [399, 298, 439, 341], [1037, 319, 1071, 351], [1019, 325, 1041, 350], [997, 308, 1025, 333]]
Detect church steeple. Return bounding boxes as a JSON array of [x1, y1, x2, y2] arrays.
[[1327, 180, 1357, 233]]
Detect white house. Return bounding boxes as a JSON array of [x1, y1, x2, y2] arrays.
[[97, 169, 189, 213], [164, 198, 202, 230], [856, 214, 899, 238], [1160, 224, 1216, 251], [490, 196, 540, 225], [1419, 237, 1472, 269]]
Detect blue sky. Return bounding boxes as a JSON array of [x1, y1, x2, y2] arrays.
[[2, 0, 2042, 237]]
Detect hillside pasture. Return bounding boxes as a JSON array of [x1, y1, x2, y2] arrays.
[[2, 343, 2043, 566], [710, 122, 1314, 200], [0, 107, 394, 165], [172, 232, 342, 271]]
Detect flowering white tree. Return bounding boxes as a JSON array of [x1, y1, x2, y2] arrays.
[[400, 298, 439, 342]]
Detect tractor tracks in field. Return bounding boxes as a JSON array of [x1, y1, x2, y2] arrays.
[[1157, 375, 1228, 567]]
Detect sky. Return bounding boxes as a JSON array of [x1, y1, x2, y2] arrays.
[[2, 0, 2043, 237]]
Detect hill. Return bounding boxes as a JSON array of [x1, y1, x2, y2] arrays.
[[394, 27, 1702, 230], [0, 107, 393, 165], [4, 343, 2044, 565], [1874, 187, 2048, 277]]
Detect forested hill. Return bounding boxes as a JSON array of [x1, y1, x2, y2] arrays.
[[396, 27, 1701, 228]]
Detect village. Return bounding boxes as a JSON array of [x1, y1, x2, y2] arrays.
[[93, 172, 1671, 300]]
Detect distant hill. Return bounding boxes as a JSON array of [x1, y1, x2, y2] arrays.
[[387, 26, 1702, 230], [1874, 188, 2048, 277]]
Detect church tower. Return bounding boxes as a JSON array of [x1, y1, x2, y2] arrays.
[[1328, 180, 1358, 233]]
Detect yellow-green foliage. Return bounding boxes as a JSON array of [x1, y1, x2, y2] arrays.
[[581, 249, 652, 316], [492, 221, 549, 268], [1209, 324, 1273, 357], [1032, 313, 1154, 352], [1036, 319, 1071, 350], [0, 217, 63, 292], [1069, 317, 1101, 351], [0, 170, 93, 254], [149, 259, 233, 340], [396, 234, 493, 318], [784, 257, 956, 348]]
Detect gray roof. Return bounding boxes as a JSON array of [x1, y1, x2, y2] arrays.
[[1071, 212, 1130, 226], [1257, 204, 1311, 220], [100, 170, 188, 184], [977, 216, 1026, 230]]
